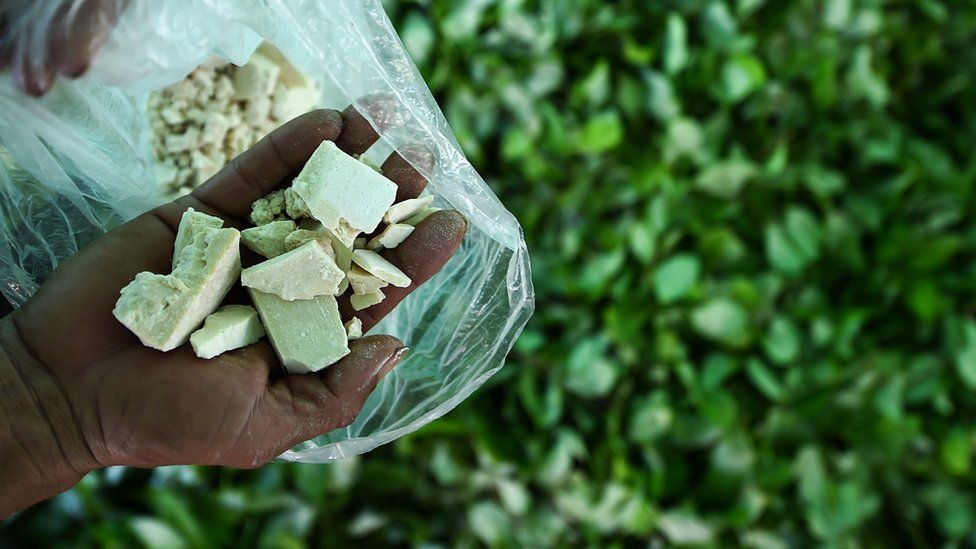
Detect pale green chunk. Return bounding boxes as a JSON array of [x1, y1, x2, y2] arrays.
[[351, 249, 411, 288], [383, 195, 434, 224], [345, 317, 363, 340], [241, 220, 296, 258], [115, 209, 241, 351], [347, 265, 389, 296], [292, 141, 397, 233], [330, 219, 361, 248], [249, 289, 349, 373], [283, 187, 310, 219], [190, 305, 265, 359], [250, 189, 286, 225], [350, 288, 385, 311], [283, 228, 332, 253], [403, 207, 440, 227], [172, 208, 223, 269], [332, 237, 353, 272], [232, 53, 280, 98], [241, 241, 344, 301], [367, 223, 415, 250], [290, 218, 358, 250]]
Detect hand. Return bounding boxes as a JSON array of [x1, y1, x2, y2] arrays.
[[0, 104, 466, 516], [0, 0, 126, 96]]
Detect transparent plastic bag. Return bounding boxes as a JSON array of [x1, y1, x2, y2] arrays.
[[0, 0, 534, 462]]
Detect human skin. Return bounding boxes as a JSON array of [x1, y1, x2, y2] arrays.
[[0, 106, 466, 517], [0, 0, 127, 96]]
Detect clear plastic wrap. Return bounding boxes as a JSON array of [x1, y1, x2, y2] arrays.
[[0, 0, 534, 462]]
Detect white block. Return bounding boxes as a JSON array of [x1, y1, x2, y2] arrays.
[[292, 141, 397, 234], [241, 220, 296, 259], [367, 223, 414, 250], [233, 53, 280, 99], [347, 265, 389, 296], [351, 249, 411, 288], [249, 290, 349, 373], [115, 209, 241, 351], [241, 241, 344, 300], [190, 305, 266, 359], [344, 317, 363, 340], [350, 289, 386, 311], [384, 195, 434, 224]]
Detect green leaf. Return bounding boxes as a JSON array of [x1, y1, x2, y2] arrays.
[[722, 54, 766, 102], [565, 337, 618, 398], [576, 111, 623, 152], [847, 46, 889, 107], [628, 394, 673, 443], [501, 127, 532, 160], [657, 511, 714, 545], [712, 432, 756, 474], [763, 316, 800, 365], [654, 253, 701, 304], [702, 1, 739, 47], [579, 61, 611, 105], [697, 158, 757, 198], [128, 518, 186, 549], [691, 298, 751, 347], [629, 223, 657, 264], [146, 490, 205, 548], [644, 70, 680, 121], [955, 321, 976, 389], [746, 358, 785, 401], [663, 13, 688, 74], [400, 12, 435, 63], [765, 223, 806, 275], [700, 353, 740, 391], [804, 165, 846, 196], [823, 0, 851, 29], [942, 429, 972, 475], [873, 374, 904, 422], [907, 280, 948, 322], [469, 502, 510, 546], [784, 207, 821, 259], [923, 485, 974, 539], [666, 117, 704, 162], [578, 247, 626, 292]]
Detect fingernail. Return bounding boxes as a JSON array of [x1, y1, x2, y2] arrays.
[[379, 346, 408, 380]]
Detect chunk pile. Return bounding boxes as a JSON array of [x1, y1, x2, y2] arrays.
[[149, 44, 320, 197], [114, 140, 438, 373]]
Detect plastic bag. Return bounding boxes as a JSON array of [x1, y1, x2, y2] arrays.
[[0, 0, 534, 462]]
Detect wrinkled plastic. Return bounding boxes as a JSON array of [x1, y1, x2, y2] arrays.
[[0, 0, 534, 462]]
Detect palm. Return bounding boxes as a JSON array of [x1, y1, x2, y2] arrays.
[[6, 108, 465, 468]]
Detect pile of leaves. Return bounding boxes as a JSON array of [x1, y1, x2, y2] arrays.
[[6, 0, 976, 546]]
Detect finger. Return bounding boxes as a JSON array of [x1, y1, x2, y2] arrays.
[[11, 49, 54, 97], [265, 335, 406, 446], [334, 94, 398, 156], [54, 0, 127, 77], [341, 210, 467, 331], [382, 144, 435, 203], [192, 109, 343, 220]]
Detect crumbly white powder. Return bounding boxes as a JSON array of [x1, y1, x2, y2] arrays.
[[149, 46, 320, 198]]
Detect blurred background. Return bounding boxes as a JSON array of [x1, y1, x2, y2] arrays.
[[5, 0, 976, 546]]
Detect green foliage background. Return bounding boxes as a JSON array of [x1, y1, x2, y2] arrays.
[[6, 0, 976, 546]]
